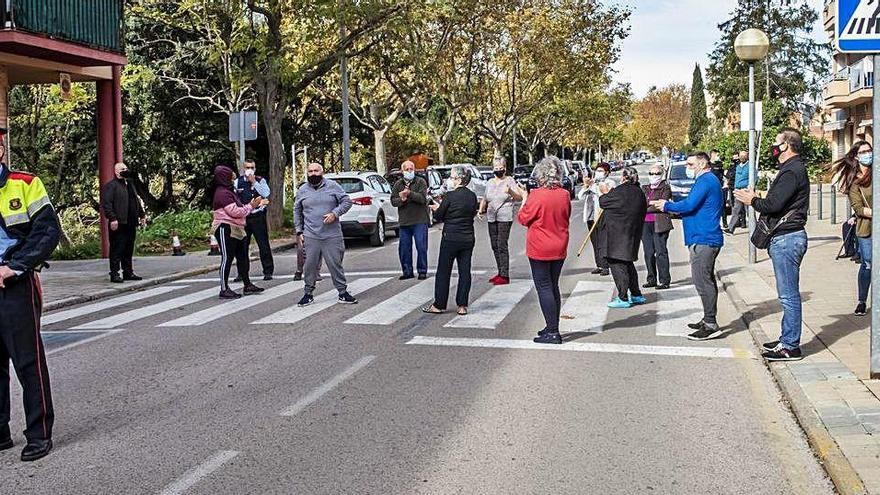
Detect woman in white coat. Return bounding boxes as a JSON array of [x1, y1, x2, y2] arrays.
[[577, 162, 616, 276]]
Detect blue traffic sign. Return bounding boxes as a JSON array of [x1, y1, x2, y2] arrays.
[[838, 0, 880, 53]]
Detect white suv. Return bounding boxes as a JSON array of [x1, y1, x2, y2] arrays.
[[326, 172, 399, 246], [429, 163, 487, 200]]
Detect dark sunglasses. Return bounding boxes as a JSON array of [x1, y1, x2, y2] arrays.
[[648, 172, 662, 176]]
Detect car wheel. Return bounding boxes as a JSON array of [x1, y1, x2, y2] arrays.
[[370, 216, 385, 247]]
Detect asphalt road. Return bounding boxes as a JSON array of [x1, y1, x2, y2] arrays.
[[2, 166, 834, 494]]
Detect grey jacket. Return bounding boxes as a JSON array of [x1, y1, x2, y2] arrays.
[[294, 179, 353, 239]]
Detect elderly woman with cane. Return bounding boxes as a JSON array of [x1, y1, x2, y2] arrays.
[[597, 166, 648, 308], [518, 157, 572, 344]]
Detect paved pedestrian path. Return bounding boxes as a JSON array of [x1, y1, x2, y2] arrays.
[[39, 237, 297, 311], [717, 185, 880, 494]]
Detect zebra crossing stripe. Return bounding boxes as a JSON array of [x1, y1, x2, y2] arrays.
[[253, 277, 390, 325], [344, 278, 446, 326], [655, 286, 703, 337], [73, 287, 219, 330], [559, 281, 614, 335], [43, 285, 186, 326], [157, 281, 305, 327], [444, 280, 533, 329]]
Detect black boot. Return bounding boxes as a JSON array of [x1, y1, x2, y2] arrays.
[[21, 439, 52, 462], [109, 273, 124, 283], [533, 332, 562, 344]]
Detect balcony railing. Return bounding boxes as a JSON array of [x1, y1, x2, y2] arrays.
[[849, 58, 874, 92], [4, 0, 123, 53]]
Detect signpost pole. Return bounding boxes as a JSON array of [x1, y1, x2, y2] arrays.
[[747, 62, 758, 264], [238, 110, 245, 167], [871, 53, 880, 378]]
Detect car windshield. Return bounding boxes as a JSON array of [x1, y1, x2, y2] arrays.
[[669, 164, 689, 180], [433, 168, 452, 179], [334, 178, 365, 193], [514, 166, 534, 175]]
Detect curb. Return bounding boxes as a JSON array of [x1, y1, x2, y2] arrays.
[[43, 241, 296, 312], [717, 265, 868, 495]]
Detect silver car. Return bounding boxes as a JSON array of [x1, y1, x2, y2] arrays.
[[429, 163, 487, 200], [325, 172, 399, 246]]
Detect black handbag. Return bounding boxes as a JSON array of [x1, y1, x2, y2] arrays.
[[751, 211, 794, 250]]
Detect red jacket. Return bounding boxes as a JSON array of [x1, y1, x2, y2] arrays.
[[517, 187, 571, 261]]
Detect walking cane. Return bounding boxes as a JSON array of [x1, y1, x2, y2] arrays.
[[577, 209, 603, 257]]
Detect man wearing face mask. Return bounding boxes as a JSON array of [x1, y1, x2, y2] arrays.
[[391, 160, 430, 280], [735, 128, 810, 361], [100, 162, 146, 283], [651, 152, 724, 340], [294, 163, 356, 306], [725, 151, 750, 235], [234, 159, 274, 281]]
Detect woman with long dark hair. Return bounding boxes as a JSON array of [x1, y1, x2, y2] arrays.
[[832, 141, 874, 315]]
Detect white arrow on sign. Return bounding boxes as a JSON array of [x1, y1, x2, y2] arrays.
[[842, 0, 880, 40]]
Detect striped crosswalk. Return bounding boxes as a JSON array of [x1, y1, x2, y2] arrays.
[[73, 287, 219, 330], [559, 281, 614, 335], [253, 277, 389, 325], [444, 281, 533, 329], [158, 281, 304, 327], [344, 278, 442, 326], [655, 286, 703, 337]]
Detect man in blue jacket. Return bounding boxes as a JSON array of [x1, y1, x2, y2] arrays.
[[650, 152, 724, 341], [725, 151, 750, 235]]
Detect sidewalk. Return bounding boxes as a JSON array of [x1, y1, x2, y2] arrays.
[[717, 185, 879, 494], [40, 237, 296, 311]]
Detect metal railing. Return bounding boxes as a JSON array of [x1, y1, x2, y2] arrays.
[[5, 0, 124, 53]]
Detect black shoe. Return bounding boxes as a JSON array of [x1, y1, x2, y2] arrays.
[[338, 292, 358, 304], [763, 347, 803, 362], [533, 332, 563, 344], [855, 303, 867, 316], [537, 328, 551, 336], [591, 268, 603, 275], [762, 340, 780, 351], [642, 281, 657, 289], [399, 274, 415, 281], [122, 273, 143, 281], [263, 274, 273, 281], [20, 439, 52, 462], [110, 273, 124, 283], [293, 272, 303, 281], [298, 294, 314, 307], [219, 289, 241, 299], [687, 321, 705, 330], [233, 276, 243, 283], [418, 273, 428, 280], [243, 284, 265, 295], [655, 284, 670, 290], [598, 269, 610, 277], [0, 426, 12, 451], [687, 326, 724, 341]]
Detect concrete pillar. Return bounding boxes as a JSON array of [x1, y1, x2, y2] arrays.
[[96, 66, 123, 258]]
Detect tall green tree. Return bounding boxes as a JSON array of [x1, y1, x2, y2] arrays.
[[706, 0, 829, 122], [688, 64, 708, 146]]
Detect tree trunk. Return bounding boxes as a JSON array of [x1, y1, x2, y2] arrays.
[[437, 139, 447, 166], [373, 128, 388, 175], [255, 76, 288, 231], [528, 151, 534, 165], [493, 139, 503, 160]]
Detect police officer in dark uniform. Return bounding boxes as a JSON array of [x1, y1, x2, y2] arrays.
[[234, 159, 274, 281], [0, 127, 62, 461]]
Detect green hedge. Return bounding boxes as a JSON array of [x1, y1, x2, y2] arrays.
[[136, 210, 213, 254]]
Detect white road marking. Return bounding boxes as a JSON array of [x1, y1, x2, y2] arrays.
[[406, 336, 751, 359], [182, 270, 487, 283], [444, 280, 533, 329], [45, 330, 125, 356], [42, 286, 186, 325], [42, 329, 112, 334], [559, 281, 614, 335], [158, 450, 240, 495], [280, 355, 376, 416], [253, 278, 390, 325], [74, 287, 219, 329], [158, 281, 304, 327], [656, 286, 704, 337], [345, 278, 446, 326]]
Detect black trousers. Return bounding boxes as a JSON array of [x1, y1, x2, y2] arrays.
[[488, 221, 512, 278], [108, 222, 137, 276], [587, 220, 609, 269], [641, 223, 670, 286], [0, 273, 53, 442], [529, 258, 564, 333], [433, 239, 473, 309], [245, 212, 274, 276], [216, 224, 251, 291], [606, 257, 641, 301]]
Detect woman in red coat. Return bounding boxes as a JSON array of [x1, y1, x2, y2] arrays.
[[517, 157, 572, 344]]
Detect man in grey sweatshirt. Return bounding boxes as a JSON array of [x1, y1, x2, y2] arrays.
[[294, 163, 356, 306]]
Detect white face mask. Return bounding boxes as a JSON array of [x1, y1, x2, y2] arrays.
[[685, 167, 697, 179], [595, 171, 607, 180], [446, 178, 458, 189], [244, 169, 255, 177], [649, 175, 662, 186]]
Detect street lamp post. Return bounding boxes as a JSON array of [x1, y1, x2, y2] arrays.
[[734, 28, 770, 264]]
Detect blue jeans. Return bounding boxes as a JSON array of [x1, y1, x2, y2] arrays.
[[858, 236, 872, 303], [768, 230, 808, 350], [399, 223, 429, 276]]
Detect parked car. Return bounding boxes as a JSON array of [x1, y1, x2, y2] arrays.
[[570, 160, 586, 184], [428, 164, 487, 200], [514, 165, 536, 191], [478, 166, 494, 182], [665, 160, 695, 203], [325, 172, 399, 246], [385, 168, 444, 224]]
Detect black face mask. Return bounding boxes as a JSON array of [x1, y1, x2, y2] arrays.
[[307, 174, 323, 186], [494, 170, 505, 178], [119, 170, 132, 179]]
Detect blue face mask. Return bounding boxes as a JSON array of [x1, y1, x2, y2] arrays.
[[403, 171, 415, 181], [858, 153, 873, 167]]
